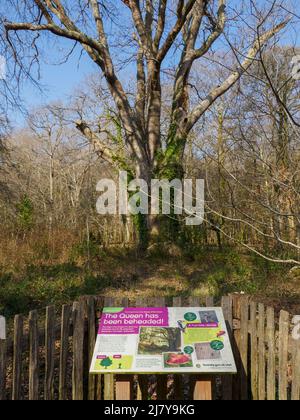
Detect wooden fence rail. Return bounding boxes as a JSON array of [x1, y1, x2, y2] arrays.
[[0, 294, 299, 400]]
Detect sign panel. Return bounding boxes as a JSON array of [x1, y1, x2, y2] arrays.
[[90, 307, 237, 374]]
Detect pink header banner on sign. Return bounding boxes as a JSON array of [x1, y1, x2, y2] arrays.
[[98, 307, 169, 335]]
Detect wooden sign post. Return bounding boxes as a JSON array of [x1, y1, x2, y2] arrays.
[[193, 375, 213, 400], [115, 374, 214, 400], [115, 375, 134, 400]]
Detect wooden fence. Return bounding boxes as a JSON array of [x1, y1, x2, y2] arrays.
[[0, 294, 299, 400]]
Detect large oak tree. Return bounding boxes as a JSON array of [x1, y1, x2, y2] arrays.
[[1, 0, 290, 245]]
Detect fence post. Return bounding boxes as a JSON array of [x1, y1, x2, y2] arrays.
[[12, 315, 23, 400], [266, 307, 276, 401], [291, 340, 300, 400], [221, 295, 233, 400], [250, 302, 258, 400], [87, 297, 97, 401], [29, 310, 39, 401], [231, 294, 242, 400], [240, 296, 249, 400], [0, 316, 6, 400], [278, 310, 289, 401], [45, 306, 56, 400], [258, 303, 265, 401], [59, 305, 71, 401], [72, 301, 85, 400]]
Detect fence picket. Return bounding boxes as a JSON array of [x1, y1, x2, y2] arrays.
[[240, 296, 249, 400], [72, 301, 85, 400], [0, 316, 6, 401], [87, 297, 97, 401], [94, 296, 104, 401], [258, 304, 265, 401], [221, 295, 233, 400], [250, 302, 258, 400], [29, 310, 39, 400], [232, 294, 241, 400], [45, 306, 56, 400], [291, 341, 300, 400], [59, 305, 71, 401], [103, 298, 115, 400], [12, 315, 23, 400], [278, 310, 289, 401], [266, 307, 275, 401], [206, 296, 214, 306]]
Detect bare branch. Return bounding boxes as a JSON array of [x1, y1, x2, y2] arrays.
[[157, 0, 197, 63], [193, 0, 226, 59], [186, 19, 290, 132], [153, 0, 167, 52], [75, 120, 115, 165], [129, 0, 153, 54]]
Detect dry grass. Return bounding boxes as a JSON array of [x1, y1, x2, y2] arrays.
[[0, 229, 299, 317]]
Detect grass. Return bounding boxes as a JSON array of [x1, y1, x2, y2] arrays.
[[0, 237, 299, 318]]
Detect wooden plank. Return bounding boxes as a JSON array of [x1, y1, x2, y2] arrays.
[[45, 306, 56, 400], [95, 296, 104, 400], [231, 294, 241, 400], [189, 296, 200, 306], [250, 302, 258, 400], [72, 301, 85, 400], [221, 295, 233, 400], [206, 296, 214, 307], [103, 297, 115, 400], [193, 376, 213, 400], [266, 307, 276, 401], [87, 297, 97, 401], [258, 303, 265, 401], [240, 296, 249, 400], [291, 340, 300, 401], [0, 316, 6, 401], [29, 310, 39, 400], [12, 315, 23, 400], [59, 305, 71, 401], [115, 375, 134, 400], [278, 310, 289, 401], [79, 296, 89, 400]]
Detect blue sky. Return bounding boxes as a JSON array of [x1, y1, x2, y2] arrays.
[[5, 0, 300, 127], [12, 45, 97, 126]]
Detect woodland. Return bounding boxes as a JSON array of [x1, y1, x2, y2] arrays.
[[0, 1, 300, 316]]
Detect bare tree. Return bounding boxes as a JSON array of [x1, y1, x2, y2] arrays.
[[190, 46, 300, 264], [1, 0, 291, 247]]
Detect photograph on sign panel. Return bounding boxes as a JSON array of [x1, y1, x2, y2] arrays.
[[195, 343, 222, 361], [137, 327, 181, 355], [199, 310, 219, 324], [163, 352, 193, 368]]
